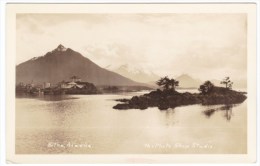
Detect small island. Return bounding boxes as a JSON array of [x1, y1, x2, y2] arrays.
[[113, 76, 247, 110]]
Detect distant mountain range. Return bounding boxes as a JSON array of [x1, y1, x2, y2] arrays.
[[175, 75, 246, 89], [210, 78, 246, 89], [16, 45, 146, 86], [143, 74, 246, 89], [175, 74, 202, 89], [105, 64, 160, 84], [16, 44, 246, 89]]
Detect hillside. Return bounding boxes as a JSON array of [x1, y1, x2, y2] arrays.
[[106, 64, 160, 84], [16, 45, 146, 86], [176, 74, 202, 88]]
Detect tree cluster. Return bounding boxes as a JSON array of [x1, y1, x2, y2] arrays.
[[198, 81, 214, 95], [156, 76, 179, 91], [156, 76, 233, 94], [220, 77, 233, 89]]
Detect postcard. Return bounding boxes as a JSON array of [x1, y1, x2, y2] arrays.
[[5, 3, 257, 164]]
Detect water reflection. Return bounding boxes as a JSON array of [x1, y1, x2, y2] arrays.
[[164, 108, 175, 126], [220, 105, 233, 121], [48, 99, 81, 128], [16, 94, 247, 154], [203, 109, 215, 117], [16, 94, 78, 101], [203, 104, 235, 121]]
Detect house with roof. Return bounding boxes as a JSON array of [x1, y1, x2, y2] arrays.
[[58, 76, 99, 94]]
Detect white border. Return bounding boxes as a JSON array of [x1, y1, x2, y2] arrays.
[[0, 0, 6, 165], [0, 0, 259, 165]]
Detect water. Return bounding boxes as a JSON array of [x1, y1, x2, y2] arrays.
[[16, 90, 247, 154]]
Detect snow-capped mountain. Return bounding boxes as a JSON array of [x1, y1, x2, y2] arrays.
[[55, 44, 67, 52], [106, 64, 160, 84], [29, 44, 68, 62]]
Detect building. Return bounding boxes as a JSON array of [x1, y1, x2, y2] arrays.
[[70, 76, 81, 82], [43, 82, 51, 88], [61, 81, 78, 89], [60, 76, 87, 89], [58, 76, 99, 94]]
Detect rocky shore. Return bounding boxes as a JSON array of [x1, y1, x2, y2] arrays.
[[113, 87, 247, 110]]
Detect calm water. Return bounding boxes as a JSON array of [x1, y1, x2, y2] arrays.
[[16, 90, 247, 154]]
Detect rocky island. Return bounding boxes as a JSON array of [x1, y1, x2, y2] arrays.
[[113, 77, 247, 110]]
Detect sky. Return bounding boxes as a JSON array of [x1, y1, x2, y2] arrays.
[[16, 14, 247, 81]]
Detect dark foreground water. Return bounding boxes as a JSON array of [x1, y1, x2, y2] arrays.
[[16, 90, 247, 154]]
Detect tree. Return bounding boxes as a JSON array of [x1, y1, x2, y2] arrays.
[[156, 76, 179, 91], [220, 77, 233, 89], [156, 76, 170, 90], [70, 75, 81, 82], [199, 81, 214, 94], [70, 75, 78, 80], [169, 78, 179, 91]]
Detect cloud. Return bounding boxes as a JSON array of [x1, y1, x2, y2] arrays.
[[16, 13, 247, 80]]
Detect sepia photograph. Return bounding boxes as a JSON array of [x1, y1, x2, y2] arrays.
[[15, 13, 248, 154], [4, 3, 257, 164]]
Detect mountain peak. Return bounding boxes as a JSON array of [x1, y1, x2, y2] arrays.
[[111, 64, 160, 83], [55, 44, 67, 52], [178, 74, 192, 79], [175, 74, 202, 88], [16, 46, 143, 86]]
